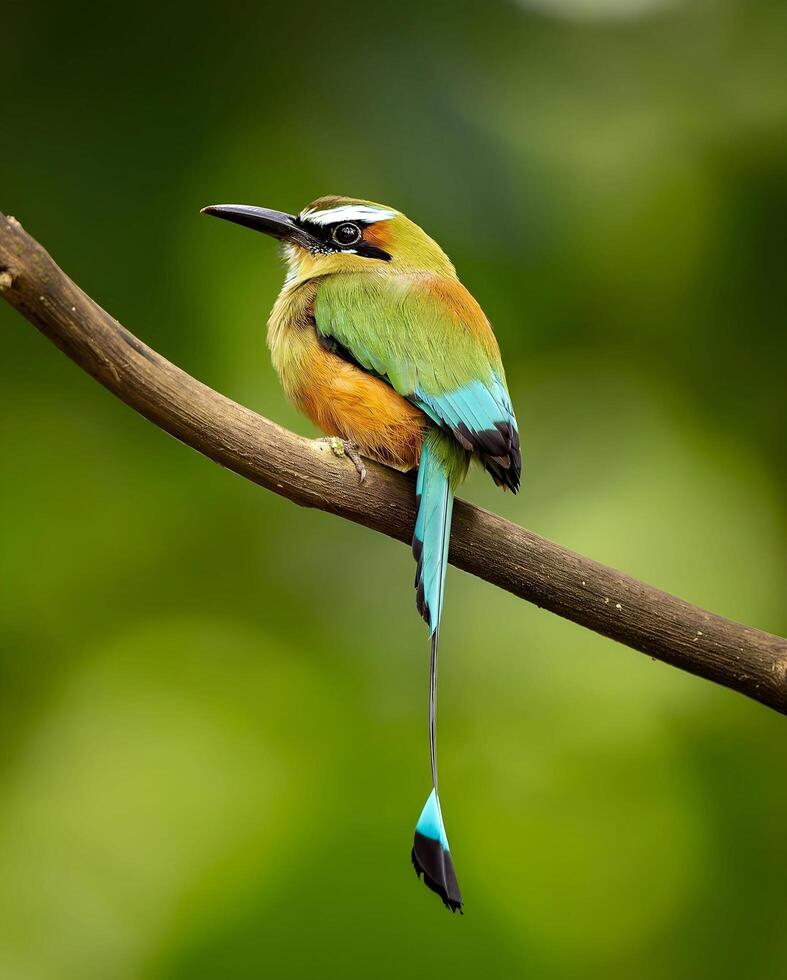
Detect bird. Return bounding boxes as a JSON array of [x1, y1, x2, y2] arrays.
[[202, 197, 521, 912]]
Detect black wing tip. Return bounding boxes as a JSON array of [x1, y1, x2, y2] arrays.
[[495, 422, 522, 492], [457, 421, 521, 494], [412, 834, 464, 913], [484, 452, 522, 493]]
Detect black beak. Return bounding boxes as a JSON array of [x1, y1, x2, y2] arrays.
[[201, 204, 313, 247]]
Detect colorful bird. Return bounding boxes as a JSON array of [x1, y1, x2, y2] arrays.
[[202, 197, 521, 912]]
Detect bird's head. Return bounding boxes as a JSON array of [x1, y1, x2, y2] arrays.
[[201, 196, 456, 283]]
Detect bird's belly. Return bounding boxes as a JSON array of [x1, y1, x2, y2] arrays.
[[293, 338, 426, 471]]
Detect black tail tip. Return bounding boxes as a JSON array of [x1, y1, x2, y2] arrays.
[[412, 833, 463, 913]]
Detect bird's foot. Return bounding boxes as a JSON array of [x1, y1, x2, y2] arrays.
[[318, 436, 367, 484]]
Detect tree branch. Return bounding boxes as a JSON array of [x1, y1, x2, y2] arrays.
[[2, 210, 785, 714]]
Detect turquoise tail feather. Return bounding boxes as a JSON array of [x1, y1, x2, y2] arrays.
[[411, 435, 464, 912], [413, 437, 454, 634], [412, 787, 462, 912]]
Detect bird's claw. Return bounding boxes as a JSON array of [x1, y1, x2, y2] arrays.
[[344, 442, 368, 484], [319, 436, 367, 484]]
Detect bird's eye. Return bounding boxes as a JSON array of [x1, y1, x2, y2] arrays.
[[332, 222, 361, 247]]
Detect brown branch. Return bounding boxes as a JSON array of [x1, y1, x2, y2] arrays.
[[2, 209, 785, 714]]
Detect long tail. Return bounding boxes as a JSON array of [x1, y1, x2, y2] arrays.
[[411, 434, 465, 913]]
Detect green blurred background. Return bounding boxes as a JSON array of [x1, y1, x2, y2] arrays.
[[2, 0, 786, 977]]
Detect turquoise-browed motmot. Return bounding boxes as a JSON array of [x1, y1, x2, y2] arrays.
[[202, 197, 521, 912]]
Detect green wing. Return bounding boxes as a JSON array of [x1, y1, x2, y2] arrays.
[[314, 272, 498, 395], [314, 272, 520, 489]]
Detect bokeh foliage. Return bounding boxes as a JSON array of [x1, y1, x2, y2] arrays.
[[1, 0, 785, 977]]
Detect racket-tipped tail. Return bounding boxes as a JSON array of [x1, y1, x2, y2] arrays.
[[412, 788, 463, 913]]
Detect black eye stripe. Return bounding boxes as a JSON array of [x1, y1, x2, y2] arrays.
[[293, 215, 392, 261]]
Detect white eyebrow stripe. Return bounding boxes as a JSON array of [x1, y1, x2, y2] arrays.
[[300, 205, 397, 226]]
